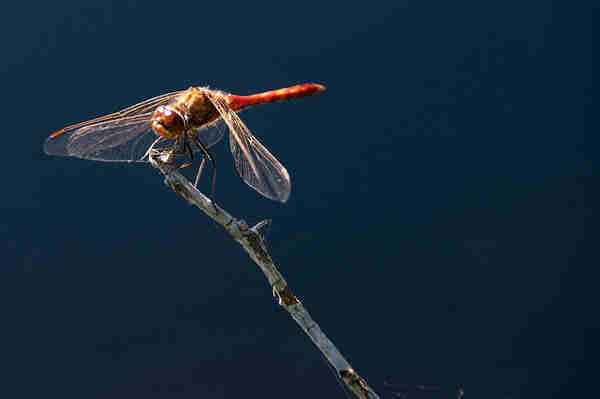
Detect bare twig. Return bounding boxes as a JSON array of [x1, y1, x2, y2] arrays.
[[149, 153, 380, 399]]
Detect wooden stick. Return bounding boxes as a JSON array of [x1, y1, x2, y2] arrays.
[[149, 152, 380, 399]]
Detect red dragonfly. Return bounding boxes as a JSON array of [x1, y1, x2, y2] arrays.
[[44, 83, 325, 203]]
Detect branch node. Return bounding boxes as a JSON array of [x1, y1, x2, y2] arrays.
[[251, 219, 271, 233], [237, 220, 249, 231], [273, 285, 299, 307]]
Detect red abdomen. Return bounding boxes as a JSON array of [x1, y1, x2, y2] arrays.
[[227, 83, 325, 111]]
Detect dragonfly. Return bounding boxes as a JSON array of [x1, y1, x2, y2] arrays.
[[44, 83, 325, 203]]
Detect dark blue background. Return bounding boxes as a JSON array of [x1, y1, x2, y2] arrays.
[[1, 1, 595, 398]]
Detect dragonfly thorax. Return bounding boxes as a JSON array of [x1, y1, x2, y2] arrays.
[[151, 105, 186, 139]]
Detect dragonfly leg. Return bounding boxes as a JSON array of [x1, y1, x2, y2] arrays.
[[191, 134, 218, 212], [142, 136, 167, 161], [169, 137, 181, 157], [178, 135, 194, 169], [152, 137, 182, 161], [193, 157, 206, 188]]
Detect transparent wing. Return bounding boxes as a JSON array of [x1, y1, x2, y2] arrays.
[[44, 90, 185, 161], [191, 119, 227, 149], [45, 114, 156, 162], [45, 115, 229, 163], [205, 91, 291, 202], [50, 90, 184, 135]]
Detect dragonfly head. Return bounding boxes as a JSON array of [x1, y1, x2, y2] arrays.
[[151, 105, 185, 139]]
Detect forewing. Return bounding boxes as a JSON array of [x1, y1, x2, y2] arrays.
[[45, 90, 185, 161], [51, 90, 184, 135], [205, 91, 291, 202]]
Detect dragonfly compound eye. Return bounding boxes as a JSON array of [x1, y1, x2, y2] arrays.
[[151, 105, 185, 138]]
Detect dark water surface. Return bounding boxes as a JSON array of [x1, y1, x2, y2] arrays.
[[1, 1, 595, 398]]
